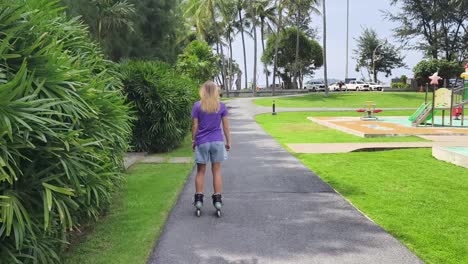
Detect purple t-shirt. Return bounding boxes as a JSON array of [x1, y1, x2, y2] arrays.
[[192, 101, 228, 145]]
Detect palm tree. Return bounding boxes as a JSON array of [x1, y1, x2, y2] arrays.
[[247, 0, 257, 96], [272, 0, 283, 95], [184, 0, 227, 89], [219, 0, 238, 92], [252, 0, 277, 91], [92, 0, 136, 43], [284, 0, 320, 89], [236, 0, 249, 90]]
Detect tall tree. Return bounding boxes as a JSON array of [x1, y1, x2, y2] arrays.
[[220, 0, 241, 92], [251, 0, 277, 91], [386, 0, 468, 62], [353, 28, 406, 82], [236, 0, 249, 90], [184, 0, 227, 88], [272, 0, 283, 94], [62, 0, 184, 62], [92, 0, 136, 44], [283, 0, 320, 89], [248, 0, 257, 95], [262, 27, 323, 89]]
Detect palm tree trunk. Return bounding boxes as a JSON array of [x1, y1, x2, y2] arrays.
[[238, 8, 248, 90], [323, 0, 329, 97], [220, 43, 228, 96], [248, 0, 257, 96], [261, 18, 269, 90], [97, 19, 102, 43], [229, 35, 234, 91], [272, 0, 282, 96], [295, 10, 300, 89], [211, 3, 226, 92]]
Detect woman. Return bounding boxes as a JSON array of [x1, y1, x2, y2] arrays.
[[191, 81, 231, 217]]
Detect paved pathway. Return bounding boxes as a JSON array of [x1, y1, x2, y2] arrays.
[[124, 153, 192, 169], [288, 140, 468, 153], [149, 99, 422, 264]]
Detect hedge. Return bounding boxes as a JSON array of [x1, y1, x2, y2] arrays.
[[120, 60, 198, 152], [0, 0, 132, 262]]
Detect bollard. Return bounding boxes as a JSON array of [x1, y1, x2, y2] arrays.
[[272, 100, 277, 115]]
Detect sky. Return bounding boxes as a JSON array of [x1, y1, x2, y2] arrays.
[[229, 0, 424, 86]]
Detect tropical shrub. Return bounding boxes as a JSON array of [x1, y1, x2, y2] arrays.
[[120, 60, 198, 152], [176, 40, 220, 84], [391, 82, 411, 89], [413, 59, 463, 84], [0, 0, 132, 263]]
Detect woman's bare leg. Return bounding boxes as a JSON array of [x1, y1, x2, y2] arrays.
[[211, 162, 222, 194], [195, 164, 206, 193]]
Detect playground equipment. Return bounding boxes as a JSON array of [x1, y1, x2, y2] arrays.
[[356, 101, 383, 120], [409, 67, 468, 127]]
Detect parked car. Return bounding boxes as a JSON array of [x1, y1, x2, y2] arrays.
[[328, 82, 347, 91], [347, 80, 370, 91], [366, 82, 383, 91], [305, 81, 326, 92]]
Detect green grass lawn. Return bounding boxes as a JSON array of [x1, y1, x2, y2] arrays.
[[297, 149, 468, 264], [149, 135, 193, 158], [255, 111, 426, 146], [254, 92, 432, 108], [64, 163, 193, 264]]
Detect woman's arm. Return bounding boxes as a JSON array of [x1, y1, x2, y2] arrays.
[[192, 118, 198, 150], [222, 116, 231, 150]]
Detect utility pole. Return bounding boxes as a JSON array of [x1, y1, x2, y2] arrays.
[[323, 0, 329, 96], [345, 0, 349, 80]]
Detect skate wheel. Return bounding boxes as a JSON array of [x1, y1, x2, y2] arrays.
[[216, 210, 221, 218], [196, 209, 201, 217]]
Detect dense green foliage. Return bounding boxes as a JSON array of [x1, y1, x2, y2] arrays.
[[386, 0, 467, 62], [413, 59, 464, 85], [391, 82, 411, 89], [63, 0, 185, 62], [120, 60, 198, 152], [262, 27, 323, 89], [176, 40, 220, 84], [0, 0, 132, 263], [354, 27, 405, 82]]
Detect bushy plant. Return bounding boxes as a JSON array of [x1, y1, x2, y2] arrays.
[[413, 59, 463, 84], [0, 0, 132, 263], [391, 82, 411, 89], [176, 40, 220, 84], [120, 60, 198, 152]]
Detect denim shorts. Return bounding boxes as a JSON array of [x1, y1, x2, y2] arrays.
[[194, 141, 228, 164]]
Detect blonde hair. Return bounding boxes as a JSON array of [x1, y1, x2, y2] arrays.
[[199, 81, 220, 113]]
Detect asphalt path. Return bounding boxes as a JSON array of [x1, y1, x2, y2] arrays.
[[148, 99, 422, 264]]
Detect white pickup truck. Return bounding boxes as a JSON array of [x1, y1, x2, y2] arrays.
[[346, 81, 370, 91]]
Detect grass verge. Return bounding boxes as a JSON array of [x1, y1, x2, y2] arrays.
[[149, 134, 193, 158], [64, 163, 193, 264], [255, 111, 426, 146], [297, 149, 468, 264], [254, 92, 431, 108]]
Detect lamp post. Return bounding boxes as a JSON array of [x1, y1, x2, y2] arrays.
[[372, 39, 387, 83], [323, 0, 328, 96], [345, 0, 349, 80]]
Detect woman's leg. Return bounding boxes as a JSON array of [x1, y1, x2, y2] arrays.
[[195, 164, 206, 193], [211, 162, 222, 194]]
